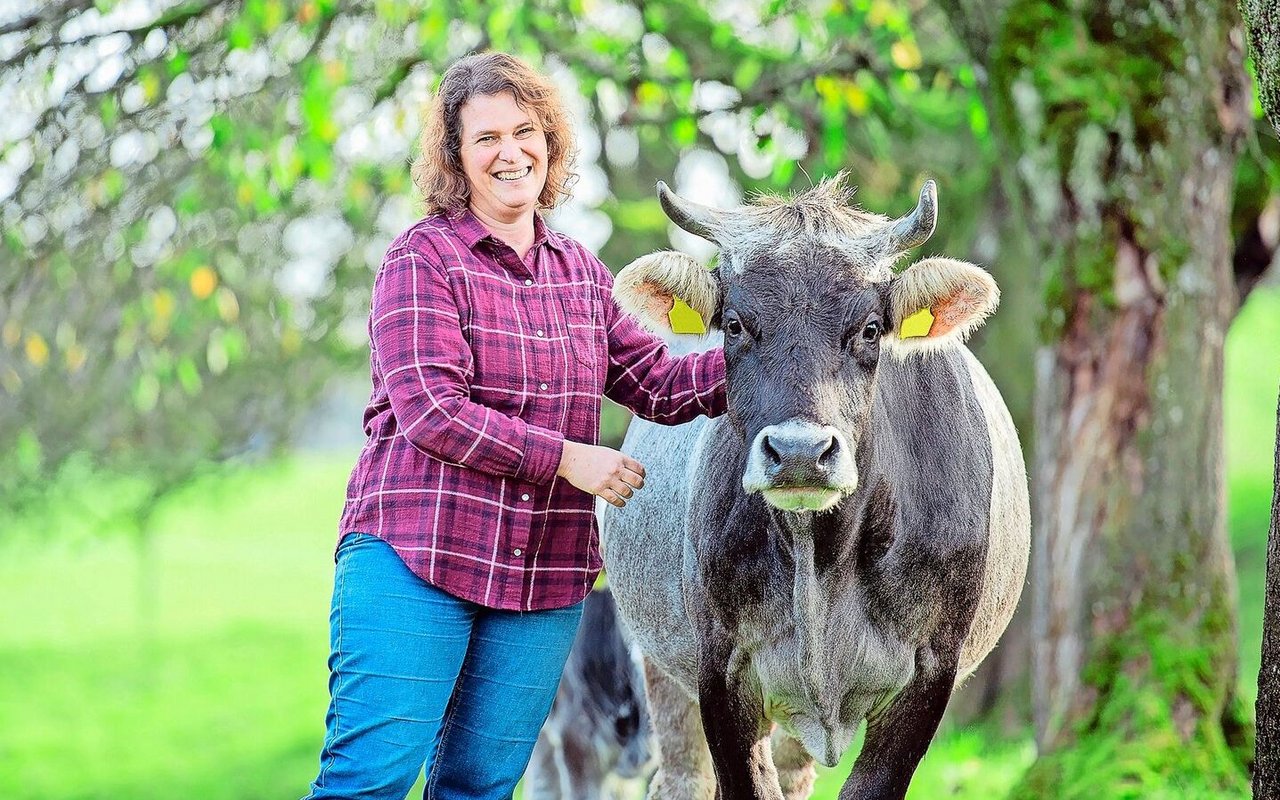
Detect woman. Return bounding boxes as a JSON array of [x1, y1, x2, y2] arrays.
[[303, 52, 726, 799]]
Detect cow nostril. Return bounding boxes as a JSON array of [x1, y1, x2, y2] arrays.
[[762, 435, 782, 465], [818, 436, 839, 467]]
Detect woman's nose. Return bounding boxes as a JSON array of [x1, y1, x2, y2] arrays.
[[497, 138, 520, 162]]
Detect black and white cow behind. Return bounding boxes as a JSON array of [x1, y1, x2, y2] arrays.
[[600, 175, 1030, 800], [525, 587, 654, 800]]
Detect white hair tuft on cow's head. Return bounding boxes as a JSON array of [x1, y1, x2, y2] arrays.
[[613, 251, 720, 337], [886, 257, 1000, 357]]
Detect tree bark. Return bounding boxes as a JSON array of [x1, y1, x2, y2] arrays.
[[1257, 386, 1280, 799], [1242, 0, 1280, 134], [938, 0, 1254, 794]]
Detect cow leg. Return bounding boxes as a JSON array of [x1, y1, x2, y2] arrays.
[[771, 731, 816, 800], [642, 659, 716, 800], [524, 728, 564, 800], [836, 647, 960, 800], [696, 637, 784, 800]]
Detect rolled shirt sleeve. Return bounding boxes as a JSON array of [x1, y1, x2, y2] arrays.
[[370, 246, 565, 484]]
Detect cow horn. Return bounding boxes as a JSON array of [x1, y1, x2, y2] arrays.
[[657, 181, 723, 245], [887, 180, 937, 252]]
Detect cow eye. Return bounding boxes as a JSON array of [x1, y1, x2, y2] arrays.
[[860, 320, 882, 344], [723, 316, 743, 338]]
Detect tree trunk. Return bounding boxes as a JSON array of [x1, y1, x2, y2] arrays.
[[938, 1, 1255, 794], [1241, 0, 1280, 135], [1257, 386, 1280, 799], [1241, 6, 1280, 786]]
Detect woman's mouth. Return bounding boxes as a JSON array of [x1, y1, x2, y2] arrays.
[[494, 166, 532, 182]]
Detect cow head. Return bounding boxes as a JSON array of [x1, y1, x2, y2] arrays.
[[614, 175, 998, 513]]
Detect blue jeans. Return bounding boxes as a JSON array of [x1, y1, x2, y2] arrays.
[[304, 533, 585, 800]]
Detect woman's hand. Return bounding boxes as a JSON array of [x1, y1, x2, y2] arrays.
[[556, 441, 646, 508]]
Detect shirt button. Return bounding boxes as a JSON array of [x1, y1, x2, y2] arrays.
[[524, 279, 533, 286], [521, 493, 530, 501], [536, 329, 545, 337], [540, 382, 548, 390], [513, 548, 523, 556]]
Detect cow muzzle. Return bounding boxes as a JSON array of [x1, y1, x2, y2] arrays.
[[742, 420, 858, 512]]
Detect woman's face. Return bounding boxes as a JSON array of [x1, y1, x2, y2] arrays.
[[458, 91, 548, 225]]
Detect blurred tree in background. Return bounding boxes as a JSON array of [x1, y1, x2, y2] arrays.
[[2, 0, 1276, 796], [1, 0, 991, 524]]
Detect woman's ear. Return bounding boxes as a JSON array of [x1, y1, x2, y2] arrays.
[[887, 257, 999, 354], [613, 252, 721, 336]]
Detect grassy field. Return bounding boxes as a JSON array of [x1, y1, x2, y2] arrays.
[[1, 287, 1276, 799]]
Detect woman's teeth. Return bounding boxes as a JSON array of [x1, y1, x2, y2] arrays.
[[495, 166, 532, 181]]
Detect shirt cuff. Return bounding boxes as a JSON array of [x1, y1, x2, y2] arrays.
[[518, 424, 566, 485]]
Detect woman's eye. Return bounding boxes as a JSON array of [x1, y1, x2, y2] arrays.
[[516, 127, 535, 137]]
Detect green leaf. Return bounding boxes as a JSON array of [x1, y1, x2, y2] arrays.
[[672, 117, 698, 147], [665, 48, 690, 78], [734, 58, 764, 91], [101, 169, 125, 203], [99, 96, 119, 129], [643, 4, 668, 32], [227, 20, 253, 50], [210, 115, 233, 148], [134, 373, 160, 413], [487, 3, 517, 48], [223, 328, 247, 363], [166, 49, 189, 77], [968, 96, 989, 136], [177, 357, 203, 395], [771, 158, 797, 185]]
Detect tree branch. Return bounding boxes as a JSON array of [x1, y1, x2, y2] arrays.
[[0, 0, 96, 37], [3, 0, 238, 70]]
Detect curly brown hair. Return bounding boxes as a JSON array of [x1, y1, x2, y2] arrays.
[[413, 52, 578, 216]]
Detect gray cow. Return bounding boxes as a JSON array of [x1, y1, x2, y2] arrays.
[[526, 587, 655, 800], [600, 175, 1030, 800]]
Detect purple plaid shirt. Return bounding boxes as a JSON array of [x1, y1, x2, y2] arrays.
[[338, 209, 726, 611]]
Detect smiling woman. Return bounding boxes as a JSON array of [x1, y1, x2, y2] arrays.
[[458, 93, 548, 232], [299, 52, 728, 800]]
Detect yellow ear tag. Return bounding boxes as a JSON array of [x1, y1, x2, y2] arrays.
[[900, 307, 934, 338], [668, 297, 706, 335]]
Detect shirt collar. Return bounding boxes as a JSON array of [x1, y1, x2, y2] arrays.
[[448, 207, 567, 254]]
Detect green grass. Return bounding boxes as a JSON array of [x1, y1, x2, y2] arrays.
[[1, 286, 1275, 800], [0, 457, 345, 800], [0, 456, 1037, 799]]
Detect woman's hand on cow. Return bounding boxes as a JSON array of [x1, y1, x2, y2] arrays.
[[556, 441, 646, 507]]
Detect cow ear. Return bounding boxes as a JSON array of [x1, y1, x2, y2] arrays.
[[888, 257, 999, 352], [613, 251, 721, 336]]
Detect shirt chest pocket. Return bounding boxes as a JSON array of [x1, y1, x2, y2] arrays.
[[559, 295, 600, 370]]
